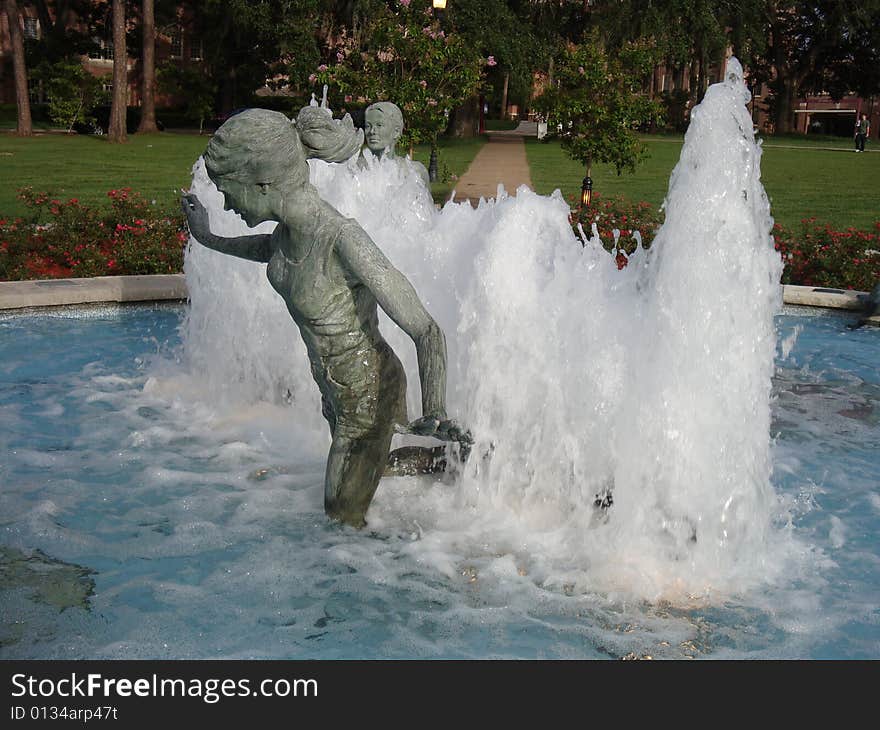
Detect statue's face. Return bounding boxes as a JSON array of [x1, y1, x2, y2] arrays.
[[215, 177, 274, 228], [364, 109, 401, 155]]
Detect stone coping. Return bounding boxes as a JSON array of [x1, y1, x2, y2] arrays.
[[783, 284, 878, 324], [0, 274, 187, 310], [0, 276, 876, 325]]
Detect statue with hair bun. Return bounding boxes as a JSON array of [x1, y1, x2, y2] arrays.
[[182, 107, 470, 528]]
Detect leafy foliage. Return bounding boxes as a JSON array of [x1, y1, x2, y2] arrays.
[[31, 57, 105, 133], [0, 188, 186, 280], [157, 62, 217, 133], [568, 192, 665, 252], [312, 0, 484, 149], [532, 37, 665, 175], [773, 219, 880, 292]]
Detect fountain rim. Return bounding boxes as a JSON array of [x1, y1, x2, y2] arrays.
[[0, 275, 877, 325]]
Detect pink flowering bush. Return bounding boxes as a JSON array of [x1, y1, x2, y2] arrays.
[[0, 187, 187, 281], [311, 0, 483, 151]]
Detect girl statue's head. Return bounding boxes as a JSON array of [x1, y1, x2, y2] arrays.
[[203, 107, 363, 195]]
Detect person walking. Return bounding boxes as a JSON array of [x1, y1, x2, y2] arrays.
[[855, 113, 870, 152]]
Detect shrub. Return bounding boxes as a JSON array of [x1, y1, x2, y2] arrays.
[[568, 194, 879, 291], [772, 219, 880, 292], [0, 188, 187, 281], [568, 193, 664, 253]]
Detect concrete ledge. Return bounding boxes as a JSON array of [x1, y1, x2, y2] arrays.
[[0, 276, 875, 326], [0, 274, 187, 310], [782, 284, 879, 325]]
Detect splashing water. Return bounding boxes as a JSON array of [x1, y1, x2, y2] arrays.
[[183, 59, 790, 604]]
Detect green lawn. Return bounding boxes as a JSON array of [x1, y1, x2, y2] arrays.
[[0, 131, 486, 216], [411, 136, 487, 203], [525, 134, 880, 230], [0, 131, 209, 216]]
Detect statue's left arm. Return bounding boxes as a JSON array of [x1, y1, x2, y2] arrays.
[[334, 224, 447, 420]]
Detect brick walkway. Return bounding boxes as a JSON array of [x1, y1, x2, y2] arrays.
[[453, 122, 536, 205]]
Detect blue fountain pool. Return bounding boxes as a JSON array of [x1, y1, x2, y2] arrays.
[[0, 303, 877, 659]]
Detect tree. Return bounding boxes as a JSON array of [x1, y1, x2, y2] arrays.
[[751, 1, 880, 134], [532, 37, 664, 179], [592, 0, 732, 105], [136, 0, 158, 133], [179, 0, 323, 115], [26, 1, 100, 63], [315, 0, 484, 173], [36, 56, 104, 133], [3, 0, 33, 136], [444, 0, 553, 121], [107, 0, 128, 142], [157, 62, 216, 134]]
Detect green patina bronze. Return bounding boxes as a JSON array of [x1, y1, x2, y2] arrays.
[[182, 106, 468, 528], [359, 101, 429, 183]]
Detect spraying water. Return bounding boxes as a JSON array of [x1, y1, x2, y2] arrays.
[[183, 58, 785, 603]]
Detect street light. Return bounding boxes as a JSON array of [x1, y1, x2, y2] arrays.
[[580, 176, 593, 207], [429, 0, 447, 182]]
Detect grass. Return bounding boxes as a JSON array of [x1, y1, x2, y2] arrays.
[[411, 136, 487, 204], [525, 134, 880, 230], [484, 119, 520, 131], [0, 131, 209, 216], [0, 131, 486, 216]]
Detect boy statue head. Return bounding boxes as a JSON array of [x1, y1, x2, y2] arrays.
[[363, 101, 404, 159]]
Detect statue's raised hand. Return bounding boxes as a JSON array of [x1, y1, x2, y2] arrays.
[[181, 192, 210, 241]]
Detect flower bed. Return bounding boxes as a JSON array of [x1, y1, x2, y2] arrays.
[[772, 219, 880, 293], [2, 188, 877, 292], [0, 188, 187, 281], [569, 194, 880, 290]]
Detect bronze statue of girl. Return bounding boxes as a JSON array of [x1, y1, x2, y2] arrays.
[[182, 107, 469, 528]]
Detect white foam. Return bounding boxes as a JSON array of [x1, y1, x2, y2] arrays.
[[180, 61, 792, 604]]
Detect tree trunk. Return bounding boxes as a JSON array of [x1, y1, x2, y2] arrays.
[[4, 0, 33, 136], [136, 0, 158, 133], [772, 75, 797, 134], [449, 95, 479, 137], [500, 72, 509, 119], [108, 0, 128, 143]]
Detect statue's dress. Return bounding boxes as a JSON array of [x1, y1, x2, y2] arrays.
[[266, 201, 408, 441]]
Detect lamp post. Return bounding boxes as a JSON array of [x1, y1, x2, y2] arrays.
[[429, 137, 439, 182], [580, 175, 593, 207], [429, 0, 447, 183]]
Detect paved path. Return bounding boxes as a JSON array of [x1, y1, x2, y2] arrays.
[[453, 122, 536, 205]]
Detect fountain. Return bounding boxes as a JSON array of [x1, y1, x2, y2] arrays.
[[1, 59, 878, 658]]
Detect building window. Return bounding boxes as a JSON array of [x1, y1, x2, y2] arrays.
[[23, 17, 39, 40], [170, 29, 183, 59], [189, 37, 203, 61], [90, 38, 114, 61]]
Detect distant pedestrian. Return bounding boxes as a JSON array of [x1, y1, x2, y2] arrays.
[[854, 113, 870, 152]]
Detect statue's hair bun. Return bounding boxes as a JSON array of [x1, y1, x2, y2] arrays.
[[296, 107, 364, 163]]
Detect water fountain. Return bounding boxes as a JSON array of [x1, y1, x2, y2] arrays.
[[1, 60, 877, 658]]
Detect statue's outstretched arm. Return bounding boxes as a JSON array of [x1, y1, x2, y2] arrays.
[[335, 223, 447, 420], [181, 193, 272, 263]]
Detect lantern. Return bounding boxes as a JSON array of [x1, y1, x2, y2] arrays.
[[580, 176, 593, 206]]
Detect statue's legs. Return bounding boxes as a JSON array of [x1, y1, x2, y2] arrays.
[[324, 429, 395, 528]]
